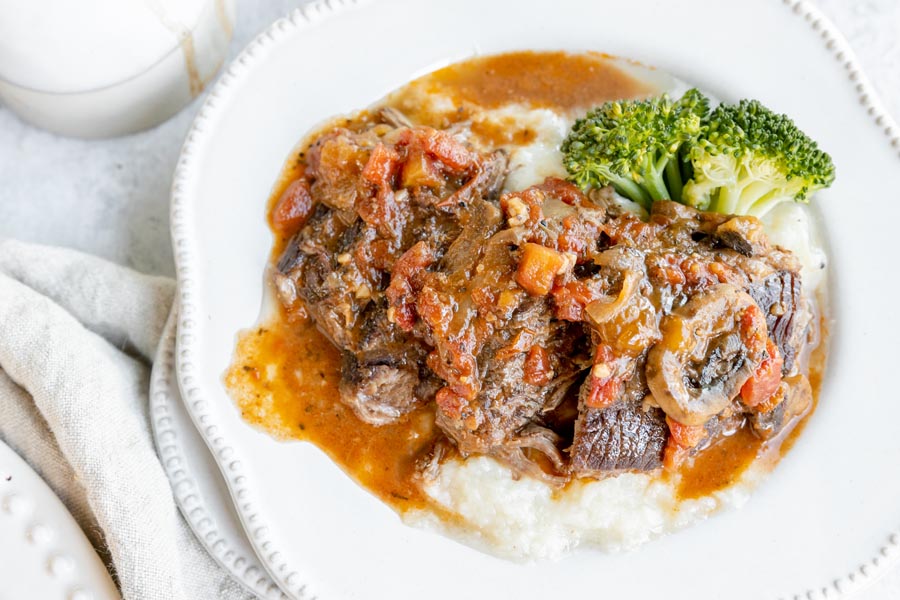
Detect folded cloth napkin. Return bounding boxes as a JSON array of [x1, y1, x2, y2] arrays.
[[0, 239, 252, 600]]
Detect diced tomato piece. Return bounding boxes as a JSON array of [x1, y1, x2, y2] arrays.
[[435, 387, 466, 419], [388, 304, 416, 332], [556, 214, 603, 257], [516, 243, 568, 296], [357, 188, 405, 237], [271, 179, 313, 234], [604, 212, 660, 246], [398, 127, 479, 173], [358, 143, 406, 235], [741, 338, 784, 408], [594, 344, 615, 364], [665, 416, 706, 449], [536, 177, 589, 206], [523, 346, 553, 386], [550, 278, 606, 321], [646, 253, 741, 292], [585, 376, 622, 409], [755, 383, 786, 414], [663, 440, 689, 470], [469, 286, 497, 314], [416, 286, 452, 335], [739, 304, 768, 356], [361, 143, 401, 187], [385, 241, 435, 331], [585, 344, 622, 409], [551, 289, 584, 321], [390, 241, 434, 284]]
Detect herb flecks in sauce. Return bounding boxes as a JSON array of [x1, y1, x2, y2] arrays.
[[226, 308, 438, 510], [226, 50, 827, 517]]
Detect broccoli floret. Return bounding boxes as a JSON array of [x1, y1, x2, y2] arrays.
[[562, 88, 709, 209], [682, 99, 835, 217]]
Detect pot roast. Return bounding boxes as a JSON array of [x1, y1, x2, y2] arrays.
[[271, 111, 815, 483]]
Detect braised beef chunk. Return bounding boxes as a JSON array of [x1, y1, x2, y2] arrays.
[[274, 112, 818, 483], [276, 229, 304, 275], [434, 297, 583, 463], [439, 149, 509, 209], [564, 200, 812, 473], [569, 354, 663, 475], [339, 352, 421, 425], [570, 400, 668, 474], [748, 271, 803, 373], [335, 300, 429, 423], [439, 199, 502, 274]]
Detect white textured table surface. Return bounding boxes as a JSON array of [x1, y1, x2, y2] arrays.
[[1, 0, 899, 598]]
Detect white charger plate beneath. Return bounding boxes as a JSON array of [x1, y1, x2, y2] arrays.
[[170, 0, 900, 598], [0, 440, 119, 600], [150, 305, 287, 600]]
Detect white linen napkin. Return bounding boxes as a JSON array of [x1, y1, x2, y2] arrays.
[[0, 239, 252, 600]]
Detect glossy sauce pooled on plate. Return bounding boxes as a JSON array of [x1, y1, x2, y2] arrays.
[[226, 51, 828, 557]]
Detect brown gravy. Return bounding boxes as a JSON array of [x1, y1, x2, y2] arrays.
[[677, 426, 763, 500], [388, 50, 654, 133], [421, 50, 652, 111], [676, 316, 828, 500], [226, 308, 440, 510], [226, 50, 827, 516]]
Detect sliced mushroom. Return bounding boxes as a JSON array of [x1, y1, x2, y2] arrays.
[[584, 247, 645, 324], [586, 247, 660, 355], [646, 284, 768, 426], [748, 373, 813, 439]]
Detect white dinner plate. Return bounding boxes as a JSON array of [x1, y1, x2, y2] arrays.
[[170, 0, 900, 598], [0, 440, 120, 600]]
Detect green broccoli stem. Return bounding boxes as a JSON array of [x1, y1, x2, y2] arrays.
[[639, 154, 672, 203], [744, 192, 795, 218], [712, 181, 745, 214], [679, 153, 693, 190], [664, 159, 684, 202], [643, 174, 671, 203], [609, 174, 653, 209], [713, 177, 794, 217], [735, 180, 777, 215], [580, 163, 654, 208]]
